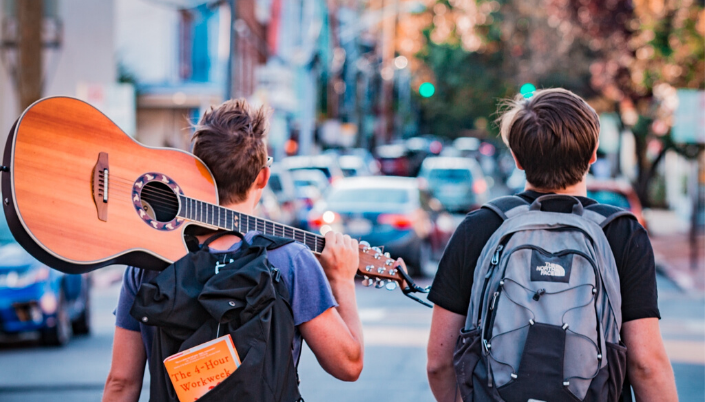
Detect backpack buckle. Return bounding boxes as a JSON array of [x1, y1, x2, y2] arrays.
[[272, 267, 281, 282]]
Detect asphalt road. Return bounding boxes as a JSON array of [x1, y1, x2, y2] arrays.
[[0, 270, 701, 402]]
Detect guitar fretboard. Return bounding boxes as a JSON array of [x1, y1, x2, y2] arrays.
[[177, 195, 325, 253]]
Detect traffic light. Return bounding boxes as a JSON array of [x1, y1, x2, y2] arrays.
[[419, 82, 435, 98], [520, 83, 536, 98]]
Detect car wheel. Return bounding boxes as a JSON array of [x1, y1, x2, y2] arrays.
[[41, 290, 72, 346], [72, 280, 91, 335], [72, 298, 91, 335], [408, 240, 431, 278]]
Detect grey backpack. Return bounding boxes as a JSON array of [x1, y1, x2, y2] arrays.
[[453, 195, 633, 402]]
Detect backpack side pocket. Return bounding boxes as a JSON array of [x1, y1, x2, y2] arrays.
[[454, 327, 482, 401], [606, 341, 628, 402]]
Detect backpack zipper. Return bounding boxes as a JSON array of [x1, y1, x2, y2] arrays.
[[477, 244, 504, 328]]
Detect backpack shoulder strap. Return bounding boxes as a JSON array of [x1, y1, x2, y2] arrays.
[[583, 204, 637, 229], [249, 233, 296, 251], [481, 195, 530, 221]]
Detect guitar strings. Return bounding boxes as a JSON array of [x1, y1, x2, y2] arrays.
[[99, 179, 326, 250]]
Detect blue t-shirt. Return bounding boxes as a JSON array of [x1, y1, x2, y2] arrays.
[[114, 231, 337, 365]]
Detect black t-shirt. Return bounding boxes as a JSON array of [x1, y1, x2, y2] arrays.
[[428, 190, 661, 323]]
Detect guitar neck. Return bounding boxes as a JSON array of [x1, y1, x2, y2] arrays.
[[177, 195, 325, 253]]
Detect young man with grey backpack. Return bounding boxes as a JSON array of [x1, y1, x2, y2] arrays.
[[426, 88, 678, 402]]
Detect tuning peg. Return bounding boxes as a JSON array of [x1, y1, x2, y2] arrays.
[[372, 247, 382, 254], [362, 276, 374, 287], [384, 252, 391, 258], [360, 241, 370, 252], [385, 280, 398, 291], [374, 278, 385, 289]]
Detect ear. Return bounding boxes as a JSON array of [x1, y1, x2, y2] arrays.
[[589, 141, 599, 165], [253, 167, 270, 190], [510, 150, 524, 170]]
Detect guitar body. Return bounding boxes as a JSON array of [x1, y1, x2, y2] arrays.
[[3, 97, 219, 273]]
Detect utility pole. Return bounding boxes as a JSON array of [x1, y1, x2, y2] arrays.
[[17, 0, 43, 110], [225, 0, 237, 100]]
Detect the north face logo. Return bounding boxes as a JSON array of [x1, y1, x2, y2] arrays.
[[530, 251, 572, 283], [536, 262, 565, 277]]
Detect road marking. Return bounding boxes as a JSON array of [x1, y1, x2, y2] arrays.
[[359, 309, 387, 323], [364, 326, 429, 347], [663, 339, 705, 365]]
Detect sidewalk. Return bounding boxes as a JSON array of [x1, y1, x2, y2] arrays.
[[646, 209, 705, 291]]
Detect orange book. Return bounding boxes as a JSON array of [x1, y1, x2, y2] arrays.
[[163, 335, 241, 402]]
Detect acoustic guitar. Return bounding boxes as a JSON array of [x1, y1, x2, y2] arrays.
[[2, 97, 407, 291]]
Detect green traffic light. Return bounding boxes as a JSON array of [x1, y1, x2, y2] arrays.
[[520, 83, 536, 98], [420, 82, 435, 98]]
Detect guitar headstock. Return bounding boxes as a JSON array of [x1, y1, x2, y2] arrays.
[[357, 241, 406, 291]]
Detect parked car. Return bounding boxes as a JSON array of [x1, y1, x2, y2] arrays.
[[0, 213, 90, 346], [586, 178, 647, 229], [338, 155, 375, 177], [308, 176, 446, 276], [375, 144, 410, 176], [452, 137, 481, 159], [324, 148, 380, 176], [290, 169, 329, 229], [281, 155, 345, 184], [256, 186, 285, 224], [406, 136, 444, 176], [266, 164, 298, 227], [418, 157, 489, 213]]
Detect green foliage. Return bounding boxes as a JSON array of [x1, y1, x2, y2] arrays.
[[414, 38, 513, 138]]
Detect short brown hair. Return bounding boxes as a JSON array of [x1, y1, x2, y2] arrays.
[[191, 99, 270, 205], [498, 88, 600, 190]]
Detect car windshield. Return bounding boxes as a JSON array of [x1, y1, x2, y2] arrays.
[[587, 190, 631, 209], [0, 213, 16, 245], [327, 188, 410, 205], [428, 168, 472, 183]]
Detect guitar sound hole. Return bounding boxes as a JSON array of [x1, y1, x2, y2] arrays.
[[141, 182, 179, 222]]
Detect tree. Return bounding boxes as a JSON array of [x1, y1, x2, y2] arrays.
[[548, 0, 705, 205], [411, 0, 600, 138], [409, 0, 704, 205]]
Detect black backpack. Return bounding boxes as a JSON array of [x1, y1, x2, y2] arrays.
[[130, 231, 303, 402]]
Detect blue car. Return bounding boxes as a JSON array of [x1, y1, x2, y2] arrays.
[[308, 176, 442, 277], [0, 212, 90, 345]]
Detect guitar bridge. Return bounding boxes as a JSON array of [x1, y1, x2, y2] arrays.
[[92, 152, 109, 222]]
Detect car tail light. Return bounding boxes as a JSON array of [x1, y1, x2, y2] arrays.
[[303, 198, 315, 208], [378, 213, 414, 230], [430, 140, 443, 154], [473, 179, 488, 194], [309, 210, 339, 228]]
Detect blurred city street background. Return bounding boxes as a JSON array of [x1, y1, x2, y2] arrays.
[[0, 0, 702, 401]]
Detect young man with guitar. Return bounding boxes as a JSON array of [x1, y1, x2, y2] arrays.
[[426, 89, 678, 401], [102, 99, 365, 401]]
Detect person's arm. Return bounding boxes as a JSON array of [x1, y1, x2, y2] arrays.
[[427, 305, 465, 402], [622, 318, 678, 402], [102, 327, 146, 402], [299, 231, 363, 381]]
